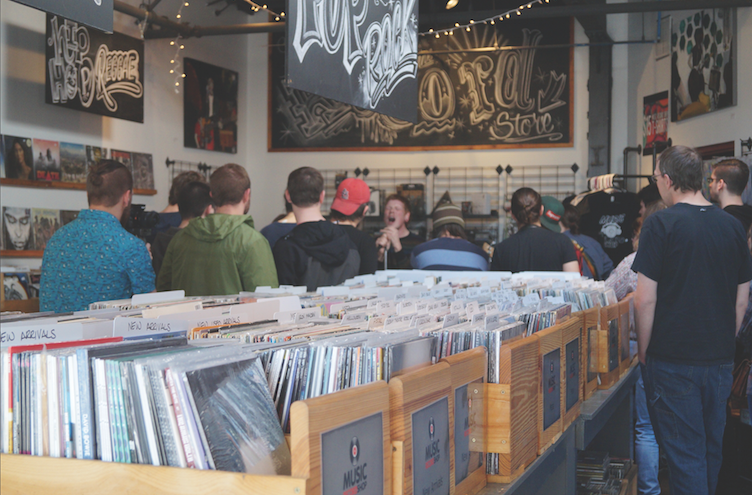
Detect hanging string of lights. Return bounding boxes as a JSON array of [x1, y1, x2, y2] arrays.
[[242, 0, 285, 21], [169, 1, 190, 93], [420, 0, 550, 38]]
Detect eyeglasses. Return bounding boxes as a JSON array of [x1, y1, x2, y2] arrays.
[[652, 173, 664, 182]]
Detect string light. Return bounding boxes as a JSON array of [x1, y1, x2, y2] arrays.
[[168, 0, 192, 92], [242, 0, 284, 20], [420, 0, 549, 37]]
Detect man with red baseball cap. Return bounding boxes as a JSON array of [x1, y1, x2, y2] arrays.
[[329, 178, 377, 274]]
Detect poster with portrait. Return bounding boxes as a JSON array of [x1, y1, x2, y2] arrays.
[[32, 138, 61, 181], [671, 9, 736, 122], [45, 14, 144, 122], [131, 152, 154, 190], [642, 91, 669, 156], [60, 142, 88, 182], [32, 208, 61, 251], [2, 135, 34, 180], [3, 207, 34, 251], [86, 145, 108, 169], [183, 58, 238, 153]]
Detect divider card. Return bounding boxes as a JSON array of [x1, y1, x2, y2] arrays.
[[565, 338, 580, 412], [321, 413, 384, 495], [608, 320, 619, 372], [411, 396, 450, 495], [542, 349, 561, 431], [454, 380, 483, 485]]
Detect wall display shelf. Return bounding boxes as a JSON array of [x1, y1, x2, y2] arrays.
[[0, 178, 156, 196], [0, 250, 44, 258]]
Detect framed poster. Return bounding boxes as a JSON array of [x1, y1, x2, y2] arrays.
[[269, 18, 574, 151], [183, 58, 238, 154], [286, 0, 418, 123], [671, 9, 735, 122], [642, 91, 668, 156], [45, 14, 144, 122]]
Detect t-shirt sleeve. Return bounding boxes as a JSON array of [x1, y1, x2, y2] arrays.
[[631, 215, 664, 281], [126, 240, 156, 295], [736, 227, 752, 284], [559, 235, 577, 265], [490, 243, 507, 271], [358, 234, 378, 275]]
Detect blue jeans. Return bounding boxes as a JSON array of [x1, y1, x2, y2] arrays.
[[643, 357, 733, 495], [635, 366, 660, 495]]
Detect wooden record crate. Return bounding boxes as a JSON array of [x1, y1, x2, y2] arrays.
[[597, 304, 621, 389], [290, 381, 392, 495], [560, 314, 584, 431], [0, 454, 308, 495], [485, 335, 539, 484], [618, 297, 633, 376], [389, 361, 454, 495], [532, 324, 563, 455], [578, 308, 600, 401], [440, 347, 488, 495]]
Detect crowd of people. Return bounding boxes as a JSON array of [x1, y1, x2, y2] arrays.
[[36, 149, 752, 495]]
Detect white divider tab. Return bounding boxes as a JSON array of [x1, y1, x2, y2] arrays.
[[480, 287, 492, 297], [420, 291, 432, 299], [394, 293, 407, 301], [318, 286, 351, 297], [485, 302, 499, 314], [522, 293, 541, 306], [1, 322, 84, 348], [274, 308, 321, 324], [397, 299, 417, 315], [454, 288, 468, 299], [378, 300, 397, 315], [442, 313, 460, 329], [113, 318, 188, 338], [466, 301, 480, 317], [411, 314, 436, 327], [416, 301, 429, 313], [367, 316, 385, 330], [367, 299, 382, 310], [439, 300, 449, 309], [471, 313, 485, 325], [467, 287, 481, 299], [141, 300, 203, 319], [450, 301, 464, 314], [485, 313, 502, 331], [341, 313, 367, 325], [131, 290, 185, 307]]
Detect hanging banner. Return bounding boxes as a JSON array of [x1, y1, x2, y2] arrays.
[[285, 0, 419, 123], [642, 91, 668, 156], [45, 14, 144, 123], [270, 18, 573, 151], [13, 0, 113, 33]]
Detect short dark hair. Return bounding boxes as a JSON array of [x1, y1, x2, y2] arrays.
[[561, 205, 581, 235], [637, 182, 661, 206], [658, 145, 703, 193], [169, 171, 206, 205], [330, 203, 367, 222], [713, 159, 749, 196], [287, 167, 323, 207], [87, 159, 132, 207], [210, 163, 250, 207], [432, 223, 467, 240], [177, 181, 213, 220], [511, 187, 542, 226]]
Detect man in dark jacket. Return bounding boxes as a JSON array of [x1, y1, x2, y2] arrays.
[[273, 167, 359, 291]]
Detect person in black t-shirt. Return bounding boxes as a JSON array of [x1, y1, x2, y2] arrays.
[[375, 194, 424, 270], [633, 146, 752, 495], [490, 187, 578, 273], [708, 158, 752, 233], [329, 178, 377, 275]]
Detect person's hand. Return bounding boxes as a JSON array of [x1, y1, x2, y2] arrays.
[[375, 233, 390, 262], [146, 242, 153, 260], [379, 226, 403, 253]]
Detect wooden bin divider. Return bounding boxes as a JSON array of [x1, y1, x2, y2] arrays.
[[440, 347, 488, 495], [532, 324, 563, 455], [290, 381, 392, 495], [618, 298, 632, 376], [598, 304, 621, 389], [389, 361, 454, 495], [485, 335, 539, 484], [579, 308, 600, 401], [560, 313, 584, 432]]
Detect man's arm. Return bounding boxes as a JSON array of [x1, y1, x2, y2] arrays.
[[563, 261, 580, 273], [736, 282, 749, 336], [156, 242, 173, 292], [634, 273, 658, 364]]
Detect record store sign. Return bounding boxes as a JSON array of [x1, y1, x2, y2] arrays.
[[45, 14, 144, 123], [321, 412, 384, 495], [13, 0, 113, 32], [286, 0, 419, 123], [412, 396, 450, 495]]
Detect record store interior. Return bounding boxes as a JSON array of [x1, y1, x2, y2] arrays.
[[1, 1, 751, 494]]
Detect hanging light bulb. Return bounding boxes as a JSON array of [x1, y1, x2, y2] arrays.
[[180, 44, 185, 49], [490, 19, 495, 25], [176, 14, 181, 19], [466, 27, 471, 31], [445, 0, 458, 9], [170, 40, 175, 45]]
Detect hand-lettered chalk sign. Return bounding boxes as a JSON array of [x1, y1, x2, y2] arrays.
[[270, 17, 573, 150], [45, 14, 144, 123], [13, 0, 113, 33], [285, 0, 419, 123]]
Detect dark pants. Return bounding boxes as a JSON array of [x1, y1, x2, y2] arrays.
[[642, 357, 733, 495]]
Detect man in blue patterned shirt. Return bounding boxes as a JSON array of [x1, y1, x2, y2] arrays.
[[41, 160, 155, 312]]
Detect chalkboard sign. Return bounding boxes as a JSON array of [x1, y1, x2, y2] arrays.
[[14, 0, 113, 32], [45, 14, 144, 123], [269, 18, 573, 151], [286, 0, 418, 123]]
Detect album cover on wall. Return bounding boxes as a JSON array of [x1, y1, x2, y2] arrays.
[[60, 210, 80, 226], [32, 138, 61, 181], [110, 150, 132, 171], [183, 58, 238, 154], [32, 208, 61, 251], [2, 135, 34, 180], [2, 206, 34, 250], [60, 142, 87, 183], [86, 145, 108, 169], [131, 152, 154, 190]]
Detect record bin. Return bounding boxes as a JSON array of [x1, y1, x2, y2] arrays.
[[532, 324, 563, 455], [597, 303, 621, 389], [578, 307, 600, 401], [560, 313, 584, 431]]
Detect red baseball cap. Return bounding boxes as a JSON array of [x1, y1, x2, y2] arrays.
[[331, 178, 371, 216]]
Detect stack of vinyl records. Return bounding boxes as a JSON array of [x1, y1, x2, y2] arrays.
[[577, 450, 611, 493]]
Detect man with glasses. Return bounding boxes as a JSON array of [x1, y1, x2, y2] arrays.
[[633, 146, 752, 495], [707, 158, 752, 233]]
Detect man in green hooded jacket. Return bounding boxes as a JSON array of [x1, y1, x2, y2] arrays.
[[157, 163, 278, 295]]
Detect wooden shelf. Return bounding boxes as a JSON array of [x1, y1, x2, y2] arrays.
[[0, 298, 39, 313], [1, 178, 156, 196], [1, 250, 43, 258]]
